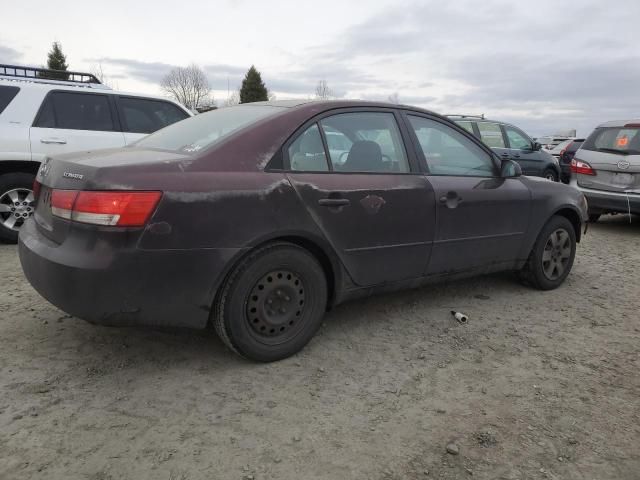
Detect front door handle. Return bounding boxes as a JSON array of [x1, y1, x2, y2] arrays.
[[40, 138, 67, 145], [439, 191, 463, 209], [318, 198, 350, 207]]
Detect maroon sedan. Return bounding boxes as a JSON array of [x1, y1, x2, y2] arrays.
[[19, 100, 588, 361]]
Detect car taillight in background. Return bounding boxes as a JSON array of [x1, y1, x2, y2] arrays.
[[51, 190, 162, 226], [570, 158, 596, 176]]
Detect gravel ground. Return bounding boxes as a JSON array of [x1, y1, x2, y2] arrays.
[[1, 216, 639, 480]]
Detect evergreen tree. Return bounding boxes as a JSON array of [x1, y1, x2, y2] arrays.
[[44, 42, 69, 80], [239, 65, 268, 103]]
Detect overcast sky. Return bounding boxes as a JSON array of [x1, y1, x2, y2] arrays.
[[2, 0, 639, 136]]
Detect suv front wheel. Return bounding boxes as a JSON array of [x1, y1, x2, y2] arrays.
[[0, 173, 36, 244]]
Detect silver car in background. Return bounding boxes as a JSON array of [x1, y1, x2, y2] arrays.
[[570, 119, 640, 222]]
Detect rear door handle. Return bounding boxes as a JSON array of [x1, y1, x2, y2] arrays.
[[40, 138, 67, 145], [318, 198, 350, 207]]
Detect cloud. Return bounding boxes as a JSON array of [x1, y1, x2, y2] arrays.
[[78, 0, 640, 136], [0, 44, 22, 63]]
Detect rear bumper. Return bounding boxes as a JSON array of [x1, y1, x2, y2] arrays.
[[18, 219, 243, 329], [573, 185, 640, 215]]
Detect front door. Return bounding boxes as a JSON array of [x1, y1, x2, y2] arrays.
[[30, 91, 125, 162], [404, 114, 530, 275], [285, 111, 436, 287], [503, 124, 541, 175]]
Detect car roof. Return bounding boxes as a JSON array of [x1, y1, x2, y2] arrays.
[[447, 114, 528, 131], [251, 99, 440, 114], [596, 119, 640, 128], [0, 77, 190, 113]]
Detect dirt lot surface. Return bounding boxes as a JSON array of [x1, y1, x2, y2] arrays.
[[1, 216, 639, 480]]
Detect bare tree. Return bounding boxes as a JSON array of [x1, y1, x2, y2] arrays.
[[160, 64, 212, 110], [315, 80, 333, 100], [224, 90, 240, 107], [387, 92, 400, 104], [90, 63, 119, 90]]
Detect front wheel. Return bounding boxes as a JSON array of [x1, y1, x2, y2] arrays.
[[0, 173, 36, 244], [213, 242, 328, 362], [519, 215, 576, 290]]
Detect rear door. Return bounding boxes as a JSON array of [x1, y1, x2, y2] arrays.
[[577, 126, 640, 192], [30, 90, 125, 161], [477, 121, 510, 162], [116, 96, 190, 144], [503, 124, 541, 175], [404, 114, 531, 275], [285, 109, 436, 287]]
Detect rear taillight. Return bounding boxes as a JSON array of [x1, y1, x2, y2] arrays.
[[51, 190, 162, 226], [570, 158, 596, 176]]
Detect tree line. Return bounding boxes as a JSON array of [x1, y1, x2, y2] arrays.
[[37, 42, 403, 112]]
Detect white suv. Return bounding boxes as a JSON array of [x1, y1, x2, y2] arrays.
[[0, 64, 192, 243]]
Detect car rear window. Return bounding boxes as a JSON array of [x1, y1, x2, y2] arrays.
[[0, 85, 20, 114], [582, 127, 640, 155], [566, 140, 584, 152], [135, 105, 285, 153]]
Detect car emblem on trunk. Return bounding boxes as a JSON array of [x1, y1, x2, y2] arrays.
[[617, 160, 630, 170]]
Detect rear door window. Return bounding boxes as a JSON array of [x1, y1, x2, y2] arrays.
[[583, 127, 640, 155], [119, 97, 189, 134], [477, 122, 506, 148], [319, 112, 410, 173], [34, 91, 115, 131], [408, 115, 496, 177], [0, 85, 20, 114]]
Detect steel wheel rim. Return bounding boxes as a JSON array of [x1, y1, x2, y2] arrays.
[[542, 228, 571, 280], [0, 188, 35, 231], [246, 270, 306, 342], [545, 172, 556, 181]]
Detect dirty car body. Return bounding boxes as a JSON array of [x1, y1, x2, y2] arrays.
[[19, 100, 588, 361]]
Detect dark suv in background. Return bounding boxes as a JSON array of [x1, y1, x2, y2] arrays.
[[448, 115, 561, 181]]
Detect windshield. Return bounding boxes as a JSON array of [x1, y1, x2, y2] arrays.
[[582, 127, 640, 155], [135, 105, 286, 153]]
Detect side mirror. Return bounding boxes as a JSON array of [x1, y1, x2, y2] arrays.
[[532, 142, 542, 151], [501, 159, 522, 178]]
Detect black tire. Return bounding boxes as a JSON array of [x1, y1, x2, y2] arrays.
[[519, 215, 576, 290], [542, 168, 559, 182], [0, 172, 36, 244], [213, 242, 328, 362], [588, 213, 601, 223]]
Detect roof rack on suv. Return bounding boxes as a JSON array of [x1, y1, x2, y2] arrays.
[[446, 114, 485, 120], [0, 64, 111, 90]]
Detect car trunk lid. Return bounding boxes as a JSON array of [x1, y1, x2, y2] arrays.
[[33, 147, 188, 244]]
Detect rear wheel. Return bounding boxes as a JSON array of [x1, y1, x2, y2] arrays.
[[519, 215, 576, 290], [0, 173, 36, 244], [588, 213, 601, 223], [213, 242, 328, 362], [543, 168, 559, 182]]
